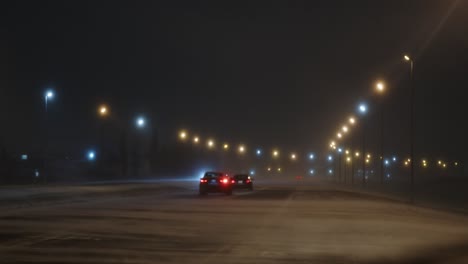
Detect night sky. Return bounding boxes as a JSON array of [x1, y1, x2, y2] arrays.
[[1, 1, 467, 161]]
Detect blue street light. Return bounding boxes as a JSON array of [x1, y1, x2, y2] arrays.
[[136, 116, 146, 128], [250, 170, 255, 175], [309, 153, 315, 160], [337, 148, 343, 153], [384, 159, 390, 166], [328, 169, 333, 175], [87, 150, 96, 161], [358, 103, 367, 114], [392, 156, 397, 162], [44, 89, 55, 112], [309, 169, 314, 175], [256, 149, 262, 156], [328, 155, 333, 162]]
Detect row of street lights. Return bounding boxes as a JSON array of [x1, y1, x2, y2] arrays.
[[178, 130, 315, 162], [325, 54, 416, 202]]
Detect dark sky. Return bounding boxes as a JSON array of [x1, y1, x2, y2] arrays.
[[1, 0, 467, 161]]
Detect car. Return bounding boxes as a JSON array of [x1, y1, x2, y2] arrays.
[[199, 171, 234, 195], [232, 174, 253, 191]]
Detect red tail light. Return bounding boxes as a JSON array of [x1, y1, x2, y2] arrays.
[[200, 179, 208, 183], [231, 180, 235, 184], [246, 179, 251, 183], [222, 178, 229, 184]]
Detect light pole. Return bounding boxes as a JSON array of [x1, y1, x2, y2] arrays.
[[358, 103, 367, 186], [404, 55, 415, 203], [43, 89, 54, 183], [375, 82, 385, 185], [337, 148, 343, 183], [44, 90, 54, 113]]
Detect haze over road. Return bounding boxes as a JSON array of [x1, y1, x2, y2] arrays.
[[1, 180, 468, 264]]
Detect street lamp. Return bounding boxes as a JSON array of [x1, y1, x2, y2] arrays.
[[349, 117, 356, 125], [291, 153, 297, 160], [193, 136, 200, 144], [135, 116, 146, 129], [238, 145, 245, 154], [375, 81, 386, 185], [256, 149, 262, 156], [337, 148, 343, 183], [207, 139, 215, 149], [43, 89, 55, 183], [358, 103, 368, 186], [179, 130, 188, 140], [342, 126, 348, 133], [98, 105, 109, 118], [272, 150, 279, 158], [223, 143, 229, 150], [44, 89, 54, 112], [87, 150, 96, 161], [404, 54, 415, 203]]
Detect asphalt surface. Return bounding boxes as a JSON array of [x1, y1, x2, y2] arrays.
[[1, 180, 468, 264]]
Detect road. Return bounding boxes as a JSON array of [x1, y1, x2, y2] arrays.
[[1, 179, 468, 264]]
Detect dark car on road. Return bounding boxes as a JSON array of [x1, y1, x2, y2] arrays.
[[199, 171, 234, 195], [232, 174, 253, 191]]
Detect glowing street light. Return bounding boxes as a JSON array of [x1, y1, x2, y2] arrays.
[[291, 153, 297, 160], [44, 89, 55, 112], [375, 81, 386, 184], [207, 139, 214, 148], [267, 167, 271, 172], [98, 105, 109, 117], [358, 102, 368, 187], [376, 81, 385, 93], [87, 150, 96, 161], [193, 136, 200, 144], [337, 133, 342, 139], [355, 152, 360, 157], [256, 149, 262, 156], [358, 103, 367, 114], [179, 130, 188, 140], [277, 168, 282, 172], [223, 143, 229, 150], [328, 155, 333, 162], [349, 117, 356, 125], [135, 116, 146, 128], [238, 145, 245, 154], [309, 153, 314, 160], [272, 150, 279, 158], [342, 126, 348, 133]]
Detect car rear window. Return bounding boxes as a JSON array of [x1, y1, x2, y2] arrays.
[[204, 172, 224, 178], [234, 175, 249, 180]]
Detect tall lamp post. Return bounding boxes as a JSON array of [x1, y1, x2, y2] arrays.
[[404, 55, 415, 203], [43, 89, 54, 183], [358, 103, 367, 186], [375, 82, 385, 185]]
